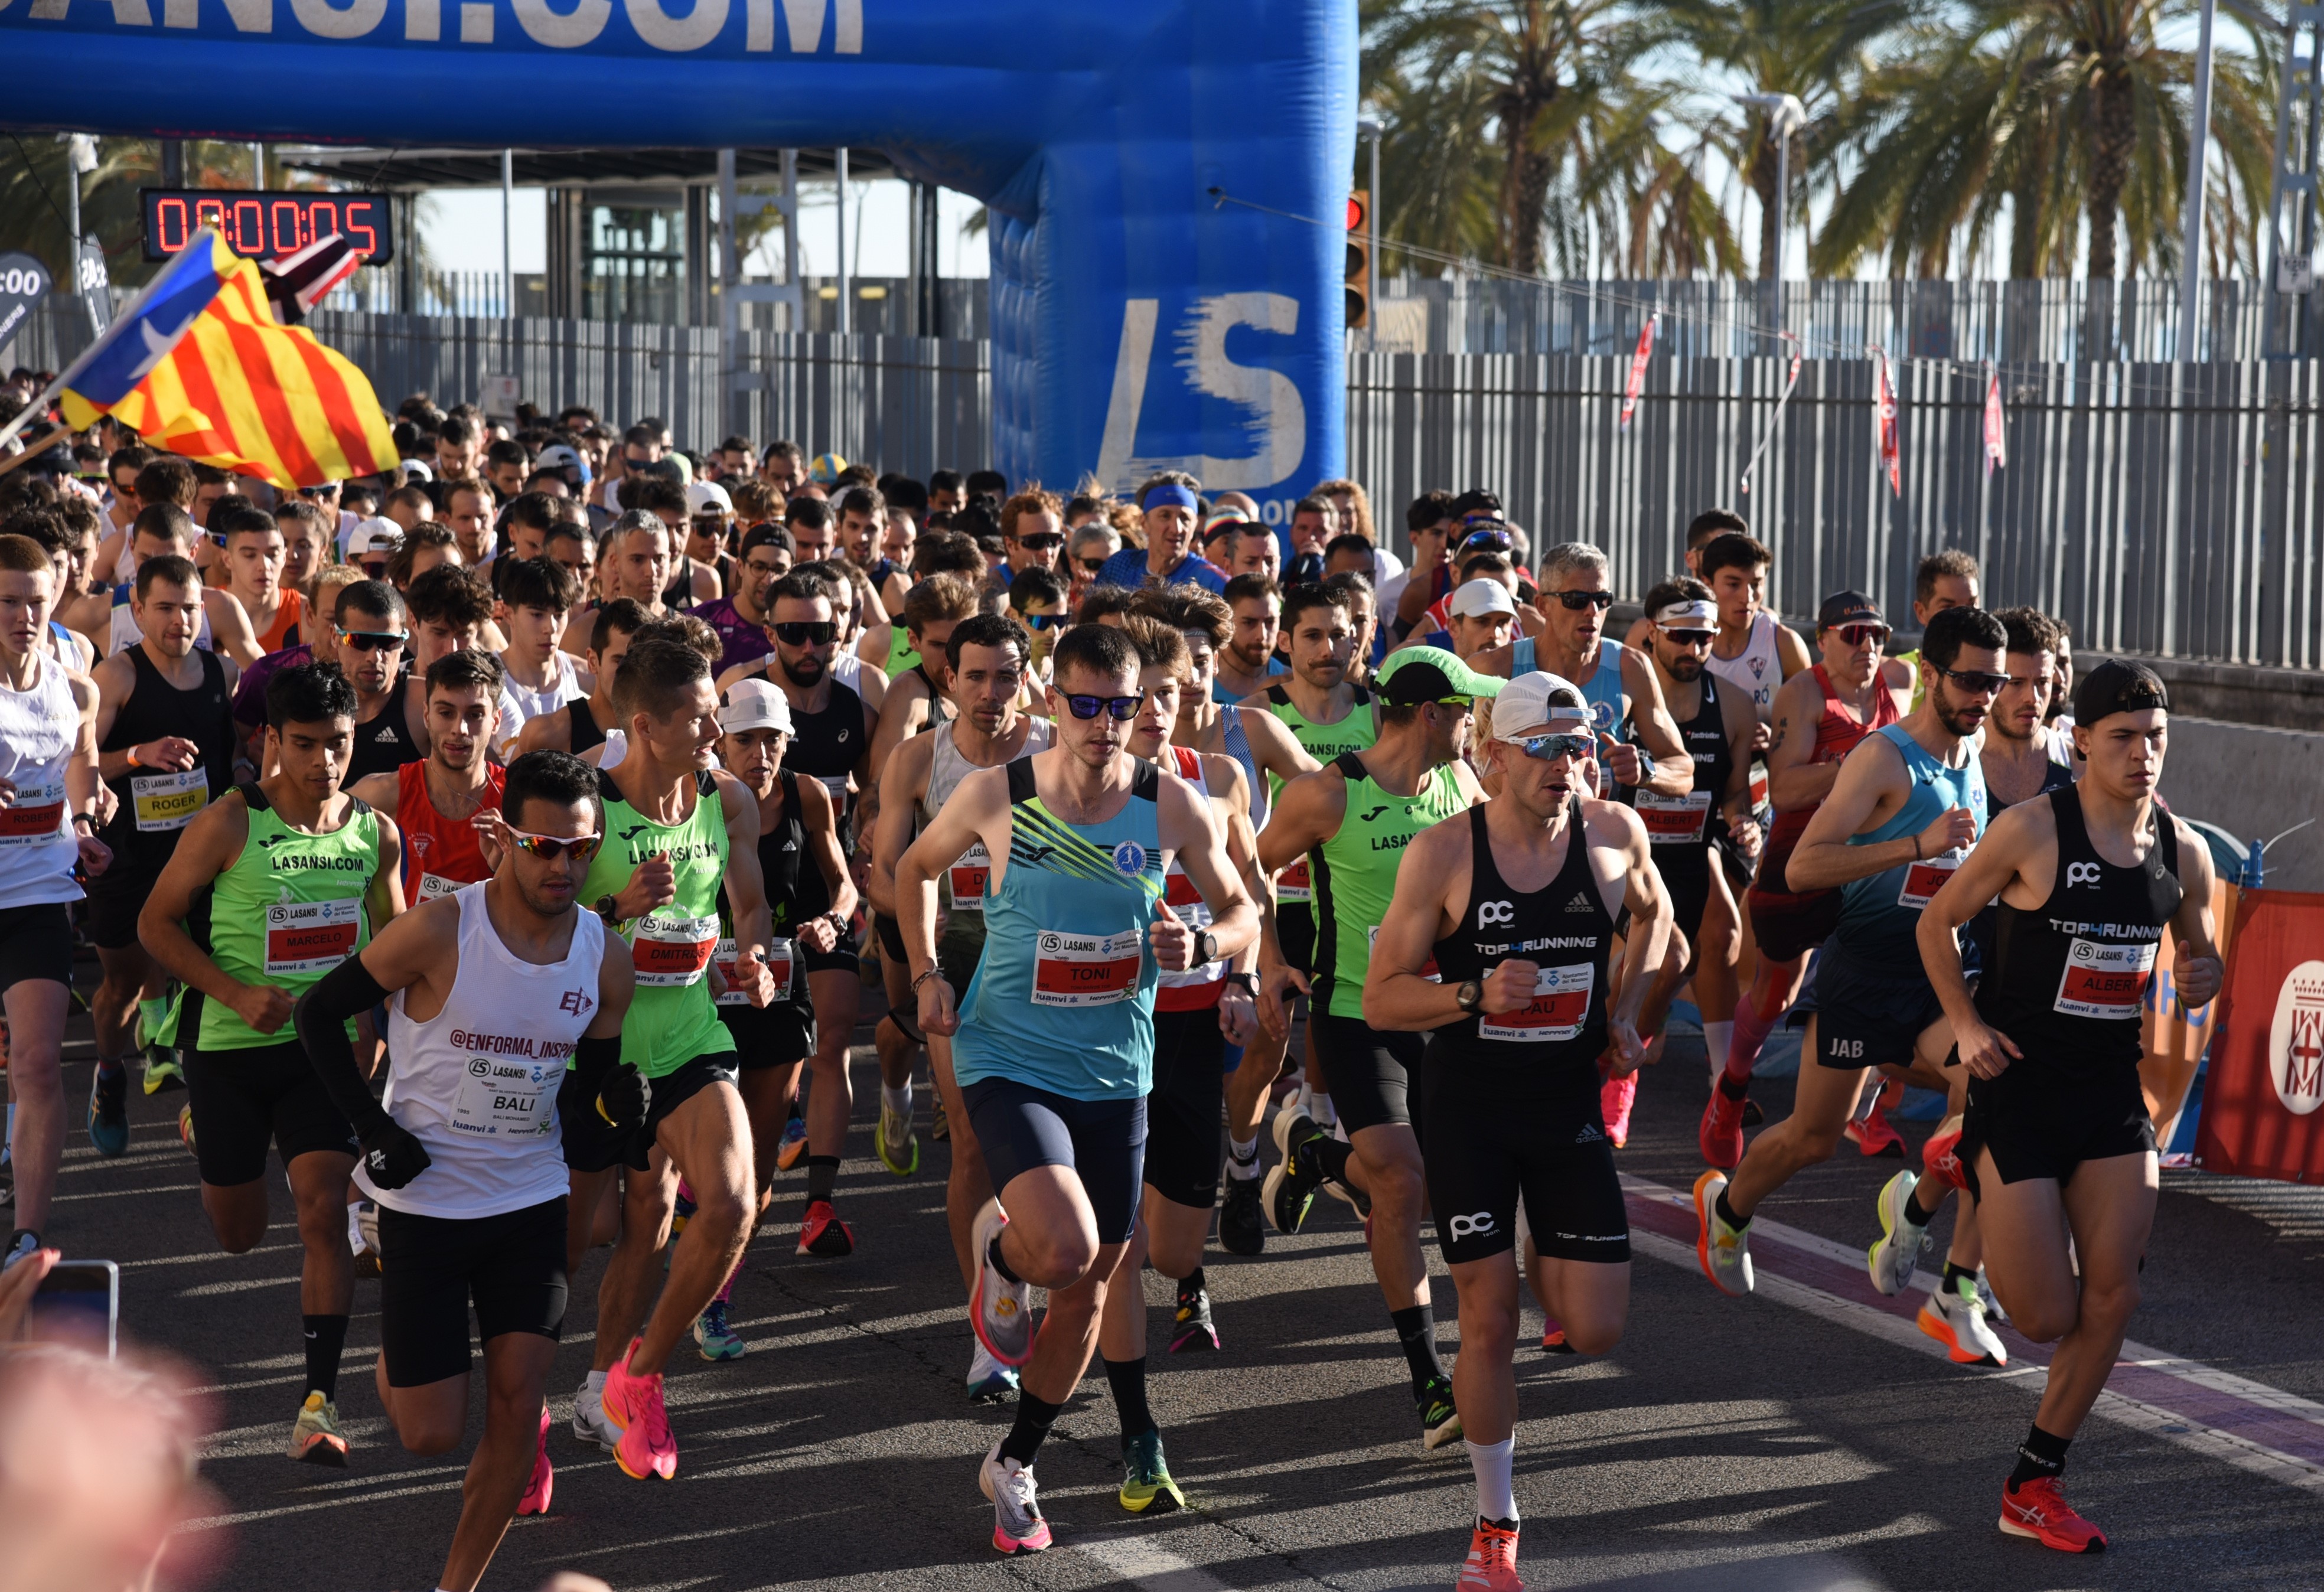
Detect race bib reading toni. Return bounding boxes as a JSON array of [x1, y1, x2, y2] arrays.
[[131, 768, 207, 832], [2054, 937, 2158, 1020], [1898, 849, 1966, 909], [1031, 927, 1142, 1007], [265, 896, 362, 976], [947, 843, 990, 914], [1635, 788, 1713, 845], [1478, 964, 1595, 1043], [630, 912, 719, 986], [0, 779, 65, 845]]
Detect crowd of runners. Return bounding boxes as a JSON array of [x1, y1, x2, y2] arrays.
[[0, 404, 2217, 1590]]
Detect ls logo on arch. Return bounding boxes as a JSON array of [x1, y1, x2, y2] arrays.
[[1096, 294, 1307, 496]]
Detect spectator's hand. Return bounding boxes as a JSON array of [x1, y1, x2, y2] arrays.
[[0, 1245, 56, 1340]]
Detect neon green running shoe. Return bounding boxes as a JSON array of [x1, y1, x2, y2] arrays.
[[1118, 1428, 1185, 1514]]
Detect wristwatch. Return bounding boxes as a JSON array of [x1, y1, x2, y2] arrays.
[[1189, 927, 1217, 967], [1224, 971, 1257, 995], [1455, 978, 1485, 1015], [594, 894, 621, 924]]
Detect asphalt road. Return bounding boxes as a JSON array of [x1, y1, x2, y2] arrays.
[[31, 977, 2324, 1592]]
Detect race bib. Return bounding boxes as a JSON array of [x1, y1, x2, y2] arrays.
[[1635, 788, 1712, 845], [2054, 937, 2158, 1020], [1162, 864, 1212, 922], [1748, 760, 1769, 812], [1898, 849, 1966, 909], [415, 872, 471, 903], [0, 779, 65, 845], [947, 843, 990, 914], [630, 912, 718, 987], [451, 1053, 563, 1139], [713, 936, 794, 1006], [1478, 963, 1594, 1043], [131, 768, 208, 833], [817, 774, 851, 807], [1031, 926, 1142, 1007], [265, 896, 362, 976], [1275, 854, 1312, 905]]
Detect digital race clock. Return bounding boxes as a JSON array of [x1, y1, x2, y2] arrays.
[[141, 190, 393, 265]]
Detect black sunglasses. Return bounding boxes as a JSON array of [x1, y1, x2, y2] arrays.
[[1934, 665, 2009, 695], [337, 628, 406, 651], [773, 621, 837, 646], [357, 560, 391, 580], [1063, 693, 1140, 721], [1078, 558, 1107, 575], [1662, 628, 1716, 647], [1020, 611, 1067, 631], [1016, 533, 1065, 552], [1546, 590, 1615, 612]]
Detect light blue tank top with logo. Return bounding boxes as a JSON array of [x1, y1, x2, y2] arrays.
[[953, 757, 1166, 1101], [1832, 723, 1989, 967], [1511, 636, 1627, 739]]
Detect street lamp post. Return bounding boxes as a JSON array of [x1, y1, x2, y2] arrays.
[[2179, 0, 2218, 360], [1734, 92, 1807, 346]]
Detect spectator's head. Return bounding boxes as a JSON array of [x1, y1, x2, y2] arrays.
[[1914, 549, 1981, 626], [1000, 488, 1065, 575]]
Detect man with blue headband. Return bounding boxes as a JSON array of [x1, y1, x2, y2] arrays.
[[1096, 474, 1228, 595]]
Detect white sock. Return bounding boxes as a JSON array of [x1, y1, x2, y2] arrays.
[[882, 1081, 912, 1117], [1227, 1135, 1260, 1178], [1310, 1092, 1337, 1130], [584, 1369, 607, 1395], [1703, 1020, 1733, 1081], [1467, 1436, 1517, 1524]]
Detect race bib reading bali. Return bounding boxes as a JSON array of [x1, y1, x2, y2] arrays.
[[265, 896, 361, 976], [1898, 849, 1966, 909], [1031, 927, 1142, 1007], [451, 1050, 564, 1138], [630, 912, 718, 987], [713, 936, 793, 1006], [2054, 938, 2158, 1020], [1479, 964, 1595, 1043], [948, 843, 990, 914], [0, 779, 65, 845], [1276, 854, 1312, 904], [132, 768, 207, 832], [1635, 788, 1712, 845]]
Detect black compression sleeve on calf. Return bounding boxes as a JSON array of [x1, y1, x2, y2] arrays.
[[291, 957, 393, 1140]]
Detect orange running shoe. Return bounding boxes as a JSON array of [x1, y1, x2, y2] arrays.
[[1844, 1081, 1905, 1159], [1999, 1475, 2107, 1552], [1922, 1114, 1966, 1192], [517, 1404, 553, 1515], [1540, 1320, 1576, 1356], [1456, 1517, 1524, 1591], [601, 1340, 677, 1480]]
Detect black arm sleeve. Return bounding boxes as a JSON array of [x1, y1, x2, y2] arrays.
[[570, 1032, 622, 1089], [291, 955, 394, 1141]]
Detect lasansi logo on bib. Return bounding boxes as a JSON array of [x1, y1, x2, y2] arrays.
[[2266, 959, 2324, 1117]]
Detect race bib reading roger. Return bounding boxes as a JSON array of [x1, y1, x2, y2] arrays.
[[630, 912, 718, 987], [131, 768, 207, 832], [265, 896, 361, 976], [0, 779, 65, 845], [1031, 927, 1142, 1007], [1635, 788, 1712, 845], [1478, 964, 1594, 1043], [2054, 938, 2157, 1020], [947, 843, 990, 914], [1898, 849, 1966, 909]]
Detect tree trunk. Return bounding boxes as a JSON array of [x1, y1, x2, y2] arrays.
[[1751, 131, 1780, 280], [2085, 61, 2134, 280]]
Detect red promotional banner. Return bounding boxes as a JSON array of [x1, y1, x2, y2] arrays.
[[1619, 311, 1658, 431], [1983, 366, 2007, 475], [2195, 887, 2324, 1184], [1869, 344, 1901, 495]]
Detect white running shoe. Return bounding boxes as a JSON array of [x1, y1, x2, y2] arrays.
[[571, 1373, 618, 1453], [1918, 1275, 2009, 1366], [1867, 1170, 1932, 1297], [1692, 1169, 1754, 1296], [964, 1339, 1019, 1403], [980, 1442, 1052, 1555], [969, 1200, 1035, 1368]]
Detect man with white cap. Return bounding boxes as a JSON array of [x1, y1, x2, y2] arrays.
[[347, 518, 404, 582], [1366, 670, 1670, 1592], [1445, 578, 1518, 663]]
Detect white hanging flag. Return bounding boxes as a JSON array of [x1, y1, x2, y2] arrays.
[[1983, 365, 2007, 475]]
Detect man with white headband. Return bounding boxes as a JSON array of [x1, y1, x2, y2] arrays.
[[1365, 670, 1670, 1592], [1094, 474, 1228, 595]]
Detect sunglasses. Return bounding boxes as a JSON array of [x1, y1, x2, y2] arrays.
[[357, 560, 392, 579], [1509, 731, 1596, 762], [1019, 611, 1067, 631], [1063, 693, 1141, 721], [1458, 528, 1513, 554], [1545, 590, 1615, 612], [1934, 665, 2009, 695], [1661, 628, 1716, 647], [337, 628, 406, 651], [1836, 624, 1890, 647], [501, 826, 604, 863], [298, 485, 338, 498], [1016, 533, 1065, 551], [773, 621, 837, 646], [1078, 559, 1107, 575]]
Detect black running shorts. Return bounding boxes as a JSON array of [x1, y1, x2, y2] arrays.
[[377, 1196, 568, 1387], [798, 922, 862, 978], [181, 1030, 360, 1187], [1813, 951, 1945, 1072], [1961, 1062, 2157, 1198], [81, 867, 159, 952], [1145, 1006, 1227, 1211], [0, 902, 75, 991], [1278, 901, 1316, 977], [1308, 1010, 1423, 1136], [1657, 845, 1713, 946], [961, 1077, 1145, 1245]]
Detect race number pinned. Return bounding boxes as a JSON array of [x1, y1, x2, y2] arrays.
[[415, 872, 471, 903], [1031, 927, 1142, 1007], [1275, 854, 1312, 904], [947, 843, 990, 913], [630, 912, 718, 986], [265, 896, 362, 976], [452, 1053, 562, 1138], [131, 767, 208, 832], [2054, 938, 2158, 1020], [0, 779, 66, 844], [1898, 849, 1966, 909], [714, 935, 793, 1006], [1635, 788, 1712, 845], [1479, 964, 1594, 1043]]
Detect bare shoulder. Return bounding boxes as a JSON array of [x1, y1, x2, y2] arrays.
[[348, 770, 399, 811], [67, 670, 99, 713], [1583, 796, 1650, 850]]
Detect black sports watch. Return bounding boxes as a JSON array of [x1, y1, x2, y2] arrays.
[[1224, 971, 1257, 995], [1455, 978, 1485, 1015], [1189, 927, 1217, 967], [594, 894, 621, 925]]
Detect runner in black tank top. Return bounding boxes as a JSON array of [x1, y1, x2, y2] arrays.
[[347, 665, 425, 781], [1914, 661, 2224, 1556], [786, 674, 866, 859], [1633, 667, 1735, 946], [567, 696, 607, 758], [716, 770, 816, 1074]]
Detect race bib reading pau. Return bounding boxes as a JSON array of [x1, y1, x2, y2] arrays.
[[1478, 964, 1595, 1043], [0, 780, 65, 845], [1276, 854, 1312, 905], [1031, 927, 1142, 1007], [132, 768, 208, 832], [2054, 938, 2159, 1020], [1635, 788, 1712, 845], [713, 936, 793, 1006], [947, 843, 991, 914], [1898, 849, 1966, 909], [630, 912, 718, 987], [265, 897, 361, 976]]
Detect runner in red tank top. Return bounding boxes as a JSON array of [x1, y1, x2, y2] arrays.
[[351, 653, 508, 906], [1702, 593, 1913, 1167]]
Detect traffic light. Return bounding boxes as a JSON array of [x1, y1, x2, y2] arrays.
[[1345, 191, 1370, 331]]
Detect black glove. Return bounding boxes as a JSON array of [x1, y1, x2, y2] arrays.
[[596, 1063, 650, 1130], [359, 1118, 432, 1189]]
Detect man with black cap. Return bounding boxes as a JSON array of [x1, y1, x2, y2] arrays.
[[1915, 660, 2219, 1554], [1257, 645, 1494, 1454], [1693, 606, 2003, 1330]]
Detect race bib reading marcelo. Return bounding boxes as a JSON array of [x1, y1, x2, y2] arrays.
[[265, 896, 361, 976], [1031, 927, 1142, 1007]]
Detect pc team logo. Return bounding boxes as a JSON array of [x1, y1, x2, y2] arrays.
[[1113, 841, 1146, 876], [2266, 959, 2324, 1116]]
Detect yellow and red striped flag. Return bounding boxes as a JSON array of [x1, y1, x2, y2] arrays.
[[54, 228, 395, 490]]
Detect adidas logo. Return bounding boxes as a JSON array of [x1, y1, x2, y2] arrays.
[[1565, 893, 1595, 914], [1575, 1123, 1603, 1143]]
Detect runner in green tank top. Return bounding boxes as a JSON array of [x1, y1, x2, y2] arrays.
[[1256, 647, 1494, 1453], [140, 661, 404, 1470], [562, 637, 780, 1485]]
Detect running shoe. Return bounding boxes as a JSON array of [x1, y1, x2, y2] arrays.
[[86, 1062, 128, 1159], [1417, 1373, 1463, 1451], [1456, 1517, 1524, 1592], [1999, 1475, 2107, 1553], [1844, 1087, 1905, 1158], [178, 1103, 195, 1155], [140, 1048, 184, 1097], [1599, 1071, 1637, 1149], [1692, 1169, 1754, 1296], [571, 1374, 618, 1453], [517, 1404, 554, 1516], [969, 1200, 1035, 1367], [2, 1229, 40, 1270], [1263, 1111, 1327, 1235], [930, 1095, 950, 1142], [774, 1114, 809, 1172], [694, 1297, 747, 1361], [1540, 1320, 1576, 1355], [286, 1391, 348, 1466], [1118, 1428, 1186, 1513], [601, 1341, 677, 1480], [979, 1442, 1052, 1555], [1922, 1114, 1967, 1192], [1169, 1278, 1220, 1353], [1699, 1086, 1747, 1170], [796, 1199, 855, 1257], [1740, 1098, 1764, 1127], [1919, 1274, 2008, 1366], [877, 1099, 920, 1176], [1218, 1171, 1264, 1255], [1977, 1266, 2010, 1326], [964, 1341, 1019, 1403], [1867, 1170, 1932, 1297]]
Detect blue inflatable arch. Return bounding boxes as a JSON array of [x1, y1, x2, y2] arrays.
[[0, 0, 1355, 510]]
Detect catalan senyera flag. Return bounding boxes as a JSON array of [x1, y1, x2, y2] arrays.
[[56, 228, 395, 490]]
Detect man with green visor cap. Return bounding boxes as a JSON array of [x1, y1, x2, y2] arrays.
[[1256, 645, 1495, 1452]]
